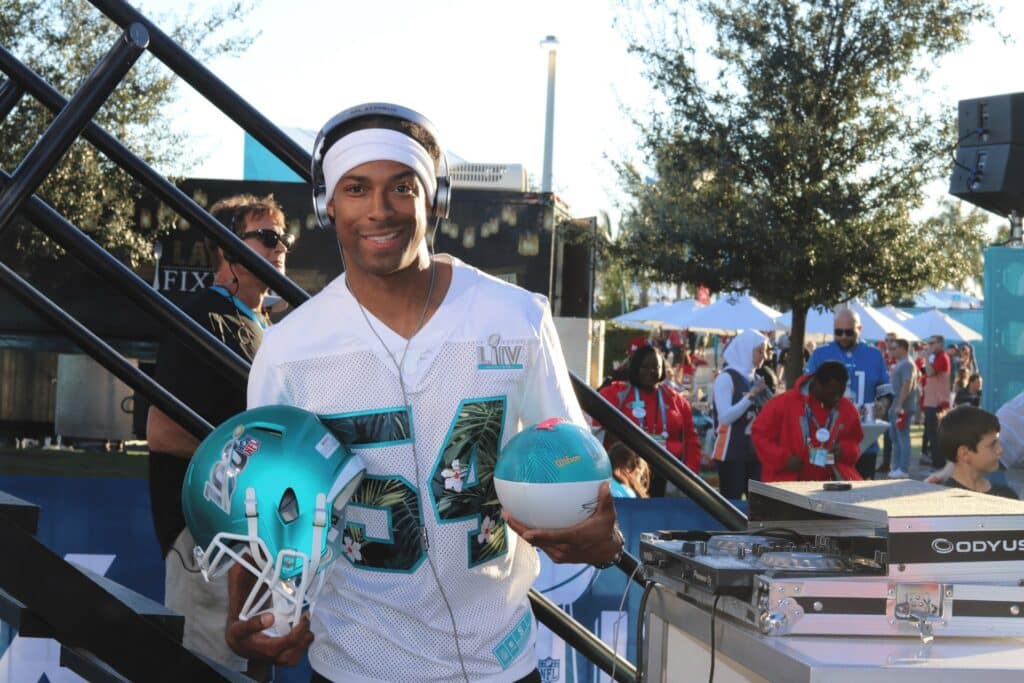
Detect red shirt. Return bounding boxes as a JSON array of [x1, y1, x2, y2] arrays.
[[751, 375, 863, 482], [924, 350, 951, 408], [930, 350, 950, 374], [597, 381, 702, 472]]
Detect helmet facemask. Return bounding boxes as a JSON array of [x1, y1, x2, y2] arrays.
[[194, 476, 359, 635]]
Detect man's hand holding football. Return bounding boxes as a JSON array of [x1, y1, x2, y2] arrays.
[[503, 481, 622, 565]]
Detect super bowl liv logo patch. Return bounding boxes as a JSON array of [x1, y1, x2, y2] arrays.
[[204, 427, 260, 513], [477, 333, 525, 370]]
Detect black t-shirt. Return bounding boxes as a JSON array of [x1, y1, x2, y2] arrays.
[[945, 477, 1018, 500], [148, 287, 265, 557], [954, 388, 981, 407]]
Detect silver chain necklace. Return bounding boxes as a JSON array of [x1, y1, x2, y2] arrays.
[[346, 259, 437, 370], [344, 259, 471, 683]]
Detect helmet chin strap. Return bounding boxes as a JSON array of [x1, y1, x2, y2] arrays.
[[194, 487, 336, 635], [232, 488, 330, 635], [245, 487, 264, 565]]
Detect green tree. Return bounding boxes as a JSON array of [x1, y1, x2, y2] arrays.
[[917, 198, 993, 292], [593, 235, 665, 320], [0, 0, 253, 278], [616, 0, 991, 384]]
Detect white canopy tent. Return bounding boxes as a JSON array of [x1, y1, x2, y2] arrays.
[[683, 294, 783, 335], [913, 288, 984, 310], [641, 299, 705, 329], [903, 308, 983, 343], [777, 308, 835, 342], [878, 305, 913, 322], [913, 290, 950, 309], [844, 300, 919, 342], [610, 302, 671, 329], [780, 302, 917, 343]]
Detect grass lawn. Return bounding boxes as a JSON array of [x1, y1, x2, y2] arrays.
[[0, 424, 929, 481], [910, 423, 924, 459], [0, 446, 149, 479]]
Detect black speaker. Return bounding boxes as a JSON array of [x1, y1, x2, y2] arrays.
[[949, 143, 1024, 216], [957, 92, 1024, 147], [557, 217, 597, 318], [559, 240, 593, 318], [950, 92, 1024, 216]]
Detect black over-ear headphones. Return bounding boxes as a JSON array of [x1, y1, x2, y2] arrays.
[[311, 102, 452, 229], [221, 210, 248, 263], [205, 209, 243, 265]]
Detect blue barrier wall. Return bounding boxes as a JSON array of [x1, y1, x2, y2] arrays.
[[0, 475, 742, 682], [0, 475, 164, 602]]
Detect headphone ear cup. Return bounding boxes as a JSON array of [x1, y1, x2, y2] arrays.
[[311, 131, 333, 228], [314, 184, 332, 228], [432, 174, 451, 219], [206, 238, 237, 265], [313, 103, 451, 221]]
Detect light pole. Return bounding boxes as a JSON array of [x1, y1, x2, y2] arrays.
[[540, 35, 559, 193]]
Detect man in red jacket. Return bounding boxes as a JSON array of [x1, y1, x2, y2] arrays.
[[752, 360, 863, 482]]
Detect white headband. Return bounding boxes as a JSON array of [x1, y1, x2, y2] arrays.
[[321, 128, 437, 207]]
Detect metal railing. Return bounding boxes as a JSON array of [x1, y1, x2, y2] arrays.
[[0, 1, 749, 680]]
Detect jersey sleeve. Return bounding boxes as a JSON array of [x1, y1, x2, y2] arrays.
[[247, 334, 289, 408], [804, 347, 821, 374], [517, 301, 586, 429]]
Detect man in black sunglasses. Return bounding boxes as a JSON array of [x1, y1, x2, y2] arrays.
[[146, 193, 292, 675], [805, 308, 893, 479]]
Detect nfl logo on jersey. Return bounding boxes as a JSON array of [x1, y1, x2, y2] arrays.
[[538, 657, 560, 682]]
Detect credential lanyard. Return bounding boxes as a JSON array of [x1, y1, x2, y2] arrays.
[[633, 386, 668, 437], [209, 285, 268, 330], [801, 400, 838, 448]]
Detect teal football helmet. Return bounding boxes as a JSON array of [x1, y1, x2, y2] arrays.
[[182, 405, 365, 631]]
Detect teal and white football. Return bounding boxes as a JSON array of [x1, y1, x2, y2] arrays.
[[494, 417, 611, 529]]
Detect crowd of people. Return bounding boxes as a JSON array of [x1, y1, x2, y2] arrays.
[[598, 313, 1013, 504]]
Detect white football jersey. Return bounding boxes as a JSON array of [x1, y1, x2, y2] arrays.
[[248, 256, 585, 682]]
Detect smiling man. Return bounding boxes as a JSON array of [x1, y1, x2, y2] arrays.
[[232, 104, 623, 683]]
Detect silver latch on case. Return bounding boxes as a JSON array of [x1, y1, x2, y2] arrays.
[[892, 583, 943, 644]]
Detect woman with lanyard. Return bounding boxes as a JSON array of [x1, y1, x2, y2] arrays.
[[598, 344, 702, 496], [711, 329, 771, 499]]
